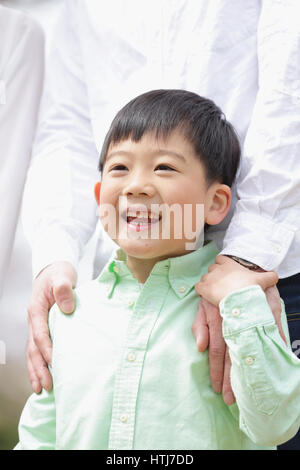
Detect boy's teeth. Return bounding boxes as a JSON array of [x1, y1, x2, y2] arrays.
[[126, 210, 159, 220]]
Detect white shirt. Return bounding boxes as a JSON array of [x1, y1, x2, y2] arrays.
[[0, 5, 44, 295], [22, 0, 300, 279]]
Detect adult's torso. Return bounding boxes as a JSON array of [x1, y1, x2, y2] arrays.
[[76, 0, 261, 153]]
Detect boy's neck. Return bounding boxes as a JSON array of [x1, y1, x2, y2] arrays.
[[126, 256, 157, 284], [126, 250, 193, 284]]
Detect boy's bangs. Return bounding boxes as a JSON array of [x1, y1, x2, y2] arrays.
[[99, 89, 241, 187], [106, 100, 185, 145]]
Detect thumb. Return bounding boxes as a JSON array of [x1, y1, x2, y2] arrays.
[[257, 271, 278, 291], [192, 300, 209, 352], [53, 280, 76, 314]]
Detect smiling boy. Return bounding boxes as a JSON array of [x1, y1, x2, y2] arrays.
[[15, 90, 300, 450]]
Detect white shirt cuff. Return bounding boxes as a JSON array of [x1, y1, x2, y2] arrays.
[[221, 211, 295, 272], [31, 226, 80, 279]]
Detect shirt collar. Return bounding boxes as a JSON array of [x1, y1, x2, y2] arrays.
[[97, 241, 219, 298], [165, 241, 219, 297]]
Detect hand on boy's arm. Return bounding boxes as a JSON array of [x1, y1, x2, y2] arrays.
[[192, 298, 234, 404], [27, 261, 77, 394], [193, 255, 284, 406], [196, 255, 278, 306]]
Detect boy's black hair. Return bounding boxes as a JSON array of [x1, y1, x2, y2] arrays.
[[99, 89, 240, 186]]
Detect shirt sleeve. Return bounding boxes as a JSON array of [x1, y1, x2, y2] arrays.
[[21, 0, 99, 278], [220, 285, 300, 447], [14, 388, 56, 450], [0, 8, 44, 293], [221, 0, 300, 276]]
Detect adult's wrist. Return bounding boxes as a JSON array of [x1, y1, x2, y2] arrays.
[[31, 227, 80, 279], [225, 255, 264, 272]]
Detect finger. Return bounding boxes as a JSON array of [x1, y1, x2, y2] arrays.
[[222, 346, 235, 405], [216, 255, 233, 265], [192, 300, 209, 352], [265, 286, 287, 345], [27, 329, 53, 391], [277, 320, 287, 345], [28, 302, 52, 366], [257, 271, 278, 290], [207, 264, 218, 273], [202, 299, 226, 394], [53, 280, 75, 314], [27, 344, 42, 394], [194, 280, 204, 297]]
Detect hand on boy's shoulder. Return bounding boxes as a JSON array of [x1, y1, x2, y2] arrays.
[[195, 255, 278, 307], [27, 261, 77, 394]]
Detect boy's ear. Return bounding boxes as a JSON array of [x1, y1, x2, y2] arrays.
[[94, 182, 101, 205], [205, 184, 231, 225]]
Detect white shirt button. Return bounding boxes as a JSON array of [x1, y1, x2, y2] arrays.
[[232, 308, 241, 317], [127, 352, 136, 362], [120, 414, 128, 423], [113, 265, 120, 274], [128, 300, 135, 308], [274, 244, 282, 254], [178, 286, 186, 293], [245, 356, 255, 366]]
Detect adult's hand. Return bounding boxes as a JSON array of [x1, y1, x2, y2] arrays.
[[27, 261, 77, 394], [192, 297, 234, 405], [192, 256, 284, 406]]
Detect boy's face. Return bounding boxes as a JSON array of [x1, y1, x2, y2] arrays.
[[97, 130, 230, 262]]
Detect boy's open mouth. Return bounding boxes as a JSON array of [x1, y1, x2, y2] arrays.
[[121, 207, 162, 232]]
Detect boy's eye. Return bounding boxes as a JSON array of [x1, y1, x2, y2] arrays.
[[155, 164, 175, 171], [109, 165, 128, 171]]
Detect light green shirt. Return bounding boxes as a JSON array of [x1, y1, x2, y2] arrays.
[[15, 242, 300, 450]]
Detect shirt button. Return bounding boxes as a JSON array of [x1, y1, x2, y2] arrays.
[[128, 300, 135, 308], [245, 356, 255, 366], [232, 308, 241, 317], [127, 352, 136, 362], [178, 286, 186, 294], [113, 266, 120, 274], [120, 414, 128, 423], [274, 244, 282, 254]]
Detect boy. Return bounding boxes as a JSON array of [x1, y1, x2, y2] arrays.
[[16, 90, 300, 450]]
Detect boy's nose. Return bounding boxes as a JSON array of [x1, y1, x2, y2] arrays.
[[123, 174, 155, 198]]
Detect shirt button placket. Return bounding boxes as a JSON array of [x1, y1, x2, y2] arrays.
[[120, 414, 128, 423], [127, 352, 136, 362]]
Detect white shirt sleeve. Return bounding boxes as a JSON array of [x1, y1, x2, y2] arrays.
[[221, 0, 300, 275], [0, 7, 44, 294], [22, 0, 99, 278]]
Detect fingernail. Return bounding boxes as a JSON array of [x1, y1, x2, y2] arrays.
[[41, 380, 51, 392], [196, 335, 208, 352], [224, 392, 235, 405], [32, 381, 41, 394], [60, 301, 74, 314], [46, 349, 52, 367], [212, 381, 222, 394]]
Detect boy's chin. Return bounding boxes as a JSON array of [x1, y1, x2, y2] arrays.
[[117, 239, 162, 258], [116, 238, 185, 260]]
